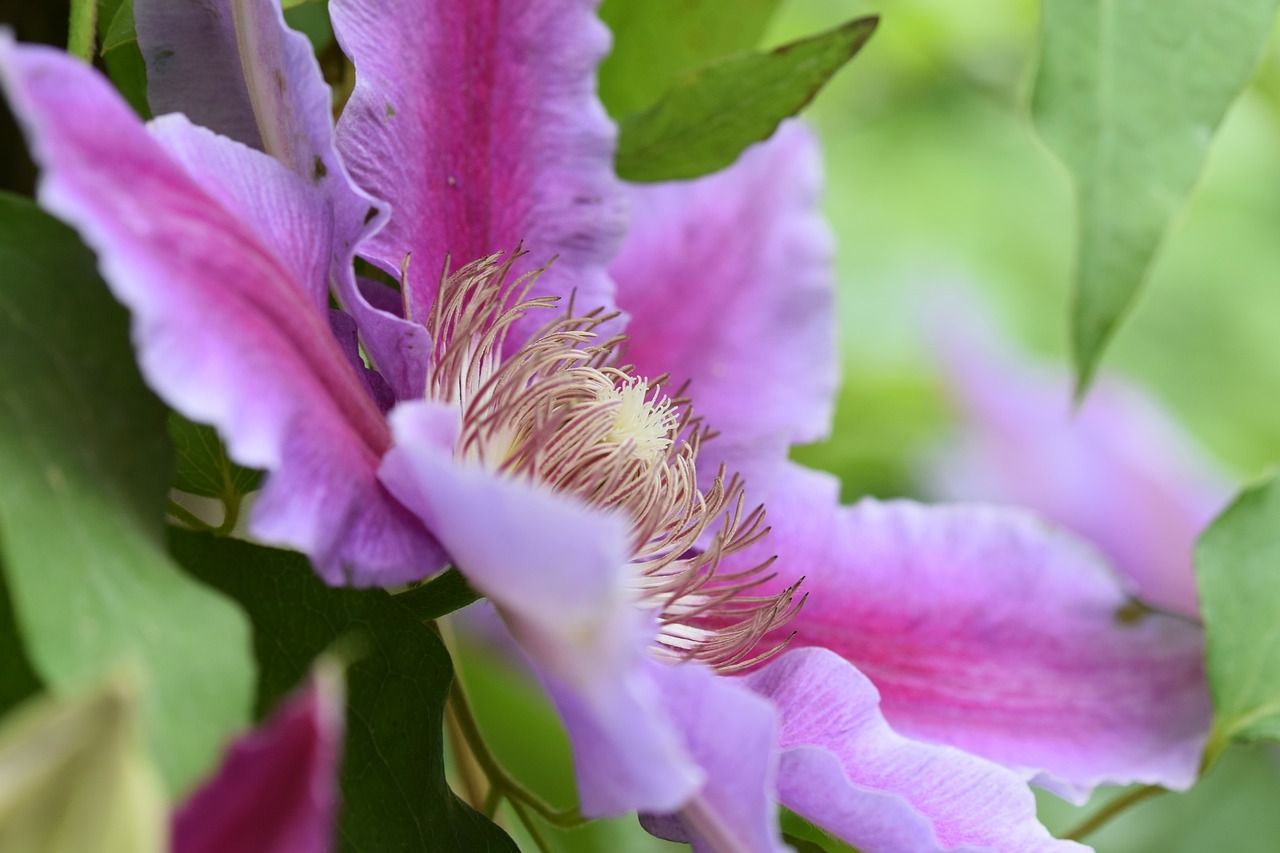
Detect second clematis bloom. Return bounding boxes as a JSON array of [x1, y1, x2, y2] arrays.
[[0, 0, 1212, 851]]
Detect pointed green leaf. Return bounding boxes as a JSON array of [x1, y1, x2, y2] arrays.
[[0, 675, 166, 853], [615, 15, 878, 183], [0, 569, 41, 717], [1032, 0, 1279, 392], [599, 0, 780, 117], [169, 530, 518, 853], [0, 193, 253, 793], [101, 0, 136, 53], [168, 412, 263, 500], [1196, 473, 1280, 758]]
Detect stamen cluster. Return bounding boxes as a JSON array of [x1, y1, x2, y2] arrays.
[[423, 251, 802, 673]]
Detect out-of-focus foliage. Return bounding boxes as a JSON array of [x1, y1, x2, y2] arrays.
[[1033, 0, 1279, 392], [0, 676, 166, 853], [1197, 475, 1280, 752], [0, 193, 254, 794]]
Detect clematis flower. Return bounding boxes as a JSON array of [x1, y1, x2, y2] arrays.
[[607, 133, 1211, 849], [922, 299, 1231, 618], [0, 1, 1212, 851]]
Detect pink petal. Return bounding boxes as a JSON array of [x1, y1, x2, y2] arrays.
[[0, 40, 442, 585], [380, 401, 702, 815], [609, 122, 837, 496], [741, 463, 1211, 800], [745, 648, 1086, 853], [331, 0, 627, 347], [926, 300, 1230, 618], [136, 0, 429, 401], [173, 667, 345, 853]]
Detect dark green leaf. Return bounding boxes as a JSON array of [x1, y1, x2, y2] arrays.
[[98, 0, 150, 118], [599, 0, 780, 117], [0, 193, 253, 793], [1032, 0, 1279, 393], [168, 412, 263, 500], [0, 566, 41, 717], [1196, 474, 1280, 759], [616, 16, 877, 183], [169, 530, 518, 853], [395, 568, 482, 622]]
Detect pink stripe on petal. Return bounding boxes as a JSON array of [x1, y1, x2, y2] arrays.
[[332, 0, 626, 346], [739, 463, 1210, 799], [745, 648, 1086, 853], [0, 42, 441, 585], [611, 122, 838, 496], [173, 668, 345, 853]]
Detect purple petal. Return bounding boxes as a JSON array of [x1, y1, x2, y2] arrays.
[[609, 122, 837, 496], [173, 667, 345, 853], [740, 463, 1211, 799], [136, 0, 429, 401], [926, 301, 1230, 618], [745, 648, 1086, 853], [640, 664, 787, 853], [331, 0, 627, 347], [0, 41, 442, 585], [380, 401, 703, 815]]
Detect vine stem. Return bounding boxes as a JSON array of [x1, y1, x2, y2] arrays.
[[1063, 785, 1166, 841], [445, 676, 586, 828], [67, 0, 96, 61], [167, 499, 214, 532]]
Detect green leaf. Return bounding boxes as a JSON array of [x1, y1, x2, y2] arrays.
[[615, 16, 878, 183], [101, 0, 135, 53], [0, 568, 41, 717], [395, 568, 482, 622], [1032, 0, 1279, 393], [169, 530, 519, 853], [97, 0, 150, 118], [1196, 473, 1280, 759], [599, 0, 780, 117], [168, 412, 263, 500], [0, 675, 167, 853], [0, 193, 253, 793]]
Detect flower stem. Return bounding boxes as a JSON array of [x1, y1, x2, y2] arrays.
[[507, 797, 555, 853], [1062, 785, 1166, 841], [445, 677, 587, 828], [67, 0, 96, 61], [167, 499, 214, 532], [213, 492, 242, 536]]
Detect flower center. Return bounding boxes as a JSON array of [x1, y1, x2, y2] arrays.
[[423, 250, 801, 673]]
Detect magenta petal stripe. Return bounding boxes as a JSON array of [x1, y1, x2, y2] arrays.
[[331, 0, 627, 347], [735, 463, 1211, 799], [0, 40, 442, 585]]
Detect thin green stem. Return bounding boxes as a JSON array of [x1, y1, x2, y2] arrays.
[[67, 0, 97, 61], [446, 676, 586, 828], [507, 797, 555, 853], [214, 492, 242, 537], [1063, 785, 1165, 842], [167, 500, 215, 532]]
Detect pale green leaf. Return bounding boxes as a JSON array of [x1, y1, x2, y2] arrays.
[[0, 194, 253, 793], [599, 0, 780, 117], [1032, 0, 1279, 392], [1196, 473, 1280, 759]]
